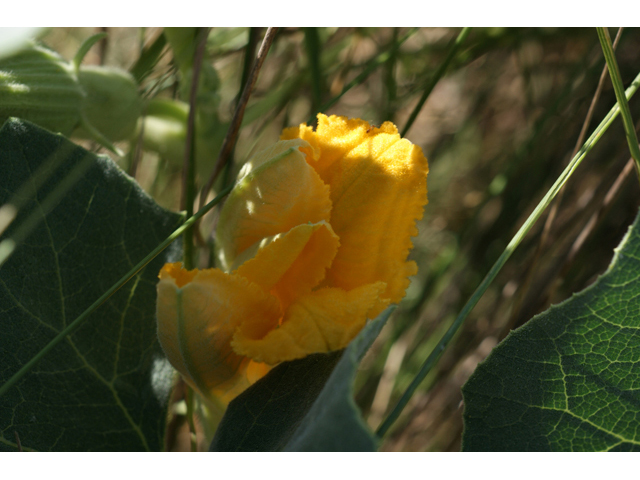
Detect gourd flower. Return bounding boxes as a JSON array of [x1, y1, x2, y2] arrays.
[[156, 114, 429, 404]]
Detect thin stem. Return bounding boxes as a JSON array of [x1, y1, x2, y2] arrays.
[[186, 385, 197, 452], [0, 184, 234, 400], [376, 69, 640, 438], [72, 32, 108, 72], [238, 28, 261, 104], [401, 27, 471, 137], [221, 28, 262, 191], [199, 27, 279, 211], [98, 27, 108, 65], [78, 115, 124, 157], [127, 105, 146, 178], [597, 27, 640, 181], [383, 28, 400, 123], [565, 156, 635, 267], [181, 27, 210, 270], [507, 27, 624, 333], [303, 27, 324, 114]]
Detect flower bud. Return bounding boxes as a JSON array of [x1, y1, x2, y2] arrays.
[[0, 44, 83, 136], [0, 43, 142, 144], [75, 65, 142, 141], [157, 114, 429, 402]]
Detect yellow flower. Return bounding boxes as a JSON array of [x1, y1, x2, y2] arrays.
[[156, 114, 428, 404]]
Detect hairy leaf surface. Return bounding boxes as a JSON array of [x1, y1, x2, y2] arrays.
[[463, 209, 640, 451], [0, 119, 183, 451]]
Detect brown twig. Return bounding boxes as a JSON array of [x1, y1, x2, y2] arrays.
[[564, 156, 635, 268], [14, 430, 22, 452], [98, 27, 108, 65], [503, 150, 633, 338], [128, 105, 146, 179], [507, 27, 624, 330], [198, 27, 279, 211]]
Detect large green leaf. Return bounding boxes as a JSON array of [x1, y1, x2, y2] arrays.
[[0, 118, 183, 451], [210, 308, 394, 451], [462, 208, 640, 451]]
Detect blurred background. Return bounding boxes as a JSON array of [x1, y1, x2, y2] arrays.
[[42, 27, 640, 451]]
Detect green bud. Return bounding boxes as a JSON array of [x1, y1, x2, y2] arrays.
[[139, 97, 226, 179], [75, 65, 142, 141], [139, 98, 188, 162], [0, 44, 83, 135], [0, 41, 142, 153]]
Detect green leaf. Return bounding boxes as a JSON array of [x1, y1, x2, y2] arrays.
[[0, 118, 183, 451], [130, 32, 167, 84], [210, 307, 394, 451], [462, 208, 640, 451]]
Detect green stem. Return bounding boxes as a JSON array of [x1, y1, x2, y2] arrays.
[[597, 27, 640, 181], [238, 28, 261, 106], [181, 27, 209, 270], [185, 385, 197, 452], [78, 115, 124, 157], [303, 27, 324, 114], [383, 28, 399, 122], [73, 32, 108, 72], [0, 184, 234, 400], [401, 27, 471, 137], [376, 68, 640, 438]]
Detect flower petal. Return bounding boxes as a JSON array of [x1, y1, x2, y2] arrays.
[[281, 124, 321, 163], [216, 139, 332, 271], [232, 282, 388, 364], [234, 221, 340, 310], [156, 263, 281, 402], [283, 114, 428, 309]]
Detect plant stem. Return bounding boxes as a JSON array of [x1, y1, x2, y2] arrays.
[[506, 27, 624, 335], [597, 27, 640, 182], [238, 28, 261, 105], [383, 28, 399, 123], [303, 27, 324, 114], [376, 68, 640, 438], [181, 27, 210, 270], [186, 385, 197, 452], [199, 27, 279, 211], [72, 32, 108, 72]]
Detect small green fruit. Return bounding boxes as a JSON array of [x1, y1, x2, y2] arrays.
[[0, 44, 83, 136], [75, 65, 142, 142]]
